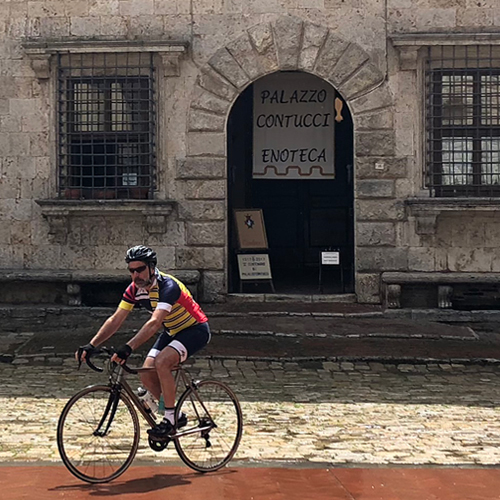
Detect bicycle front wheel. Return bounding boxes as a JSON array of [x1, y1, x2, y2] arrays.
[[57, 385, 140, 483], [174, 380, 243, 472]]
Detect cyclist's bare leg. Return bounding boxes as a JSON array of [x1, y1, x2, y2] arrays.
[[154, 346, 180, 409], [140, 356, 162, 400]]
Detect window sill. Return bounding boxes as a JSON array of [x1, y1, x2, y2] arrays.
[[405, 197, 500, 235], [36, 199, 176, 242]]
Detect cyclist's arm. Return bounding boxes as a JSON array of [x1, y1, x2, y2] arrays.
[[126, 307, 169, 351], [90, 306, 130, 347]]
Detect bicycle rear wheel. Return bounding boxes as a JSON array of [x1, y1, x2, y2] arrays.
[[57, 385, 140, 483], [174, 380, 243, 472]]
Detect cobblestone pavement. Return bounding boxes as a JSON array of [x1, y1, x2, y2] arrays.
[[1, 357, 500, 467]]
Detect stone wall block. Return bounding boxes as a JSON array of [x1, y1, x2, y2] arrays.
[[356, 156, 408, 179], [248, 23, 274, 54], [340, 63, 385, 101], [191, 86, 231, 115], [357, 247, 408, 272], [299, 22, 329, 71], [0, 78, 21, 99], [197, 67, 238, 102], [30, 132, 50, 156], [176, 247, 224, 270], [187, 221, 226, 246], [355, 273, 381, 304], [10, 220, 31, 245], [357, 179, 395, 198], [356, 131, 396, 156], [201, 270, 226, 302], [99, 15, 127, 37], [38, 17, 71, 37], [356, 108, 394, 130], [119, 0, 155, 16], [331, 43, 370, 88], [408, 247, 437, 272], [176, 157, 226, 180], [356, 199, 405, 221], [147, 222, 186, 249], [447, 248, 493, 273], [178, 200, 226, 221], [314, 32, 349, 81], [272, 16, 303, 70], [184, 180, 226, 200], [227, 33, 278, 80], [8, 134, 31, 157], [188, 109, 225, 132], [357, 222, 396, 247], [350, 84, 394, 114], [208, 48, 250, 89], [187, 132, 225, 157]]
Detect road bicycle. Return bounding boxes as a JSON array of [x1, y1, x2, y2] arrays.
[[56, 347, 243, 483]]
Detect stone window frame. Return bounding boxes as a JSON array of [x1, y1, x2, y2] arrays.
[[56, 51, 157, 201], [23, 39, 188, 241], [392, 33, 500, 235]]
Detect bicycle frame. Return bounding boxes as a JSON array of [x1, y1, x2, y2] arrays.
[[98, 362, 215, 440]]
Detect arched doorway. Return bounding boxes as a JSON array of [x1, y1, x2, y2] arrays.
[[227, 71, 354, 294]]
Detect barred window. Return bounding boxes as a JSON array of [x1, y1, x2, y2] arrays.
[[425, 46, 500, 197], [57, 53, 156, 200]]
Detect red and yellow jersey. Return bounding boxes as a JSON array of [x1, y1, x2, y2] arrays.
[[118, 270, 207, 336]]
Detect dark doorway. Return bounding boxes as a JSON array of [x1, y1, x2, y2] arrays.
[[227, 72, 354, 294]]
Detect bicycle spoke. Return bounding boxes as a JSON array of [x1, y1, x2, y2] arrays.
[[57, 386, 139, 483], [174, 380, 242, 472]]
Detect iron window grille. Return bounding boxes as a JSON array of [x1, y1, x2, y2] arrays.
[[425, 45, 500, 197], [57, 52, 156, 200]]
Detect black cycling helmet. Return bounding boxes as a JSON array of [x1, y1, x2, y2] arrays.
[[125, 245, 157, 267]]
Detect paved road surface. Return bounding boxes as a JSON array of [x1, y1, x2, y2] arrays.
[[2, 358, 500, 466], [1, 465, 500, 499]]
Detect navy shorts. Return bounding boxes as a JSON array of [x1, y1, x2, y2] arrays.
[[147, 321, 211, 363]]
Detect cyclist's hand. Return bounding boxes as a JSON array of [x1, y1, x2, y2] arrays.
[[111, 344, 132, 365], [76, 343, 96, 367]]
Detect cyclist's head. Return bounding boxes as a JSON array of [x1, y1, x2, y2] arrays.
[[125, 245, 157, 268]]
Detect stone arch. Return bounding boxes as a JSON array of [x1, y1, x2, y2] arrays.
[[186, 15, 395, 157], [181, 16, 399, 302]]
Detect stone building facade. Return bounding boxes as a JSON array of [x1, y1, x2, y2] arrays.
[[1, 1, 500, 307]]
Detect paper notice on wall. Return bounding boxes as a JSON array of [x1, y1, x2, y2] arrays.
[[253, 73, 335, 180]]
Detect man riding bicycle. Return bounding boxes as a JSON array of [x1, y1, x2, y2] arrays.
[[76, 245, 211, 440]]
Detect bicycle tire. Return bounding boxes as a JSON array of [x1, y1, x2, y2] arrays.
[[57, 385, 140, 483], [174, 379, 243, 472]]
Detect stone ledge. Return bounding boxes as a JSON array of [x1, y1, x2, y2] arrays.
[[35, 199, 176, 241], [391, 32, 500, 47], [405, 197, 500, 235], [23, 39, 189, 79], [381, 271, 500, 309], [390, 32, 500, 70], [0, 268, 200, 284], [0, 269, 200, 306], [382, 271, 500, 285]]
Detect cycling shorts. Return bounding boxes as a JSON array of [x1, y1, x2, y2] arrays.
[[147, 322, 211, 363]]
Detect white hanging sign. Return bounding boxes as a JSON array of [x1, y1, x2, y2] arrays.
[[253, 73, 335, 180], [321, 251, 340, 265]]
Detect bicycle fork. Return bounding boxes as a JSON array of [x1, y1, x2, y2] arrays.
[[93, 389, 121, 437]]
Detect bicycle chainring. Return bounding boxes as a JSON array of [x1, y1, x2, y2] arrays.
[[148, 436, 169, 452]]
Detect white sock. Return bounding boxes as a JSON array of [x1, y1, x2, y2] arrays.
[[164, 408, 175, 425]]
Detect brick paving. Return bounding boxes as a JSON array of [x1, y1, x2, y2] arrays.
[[1, 356, 500, 467]]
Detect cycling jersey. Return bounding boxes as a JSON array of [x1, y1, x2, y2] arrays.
[[118, 270, 207, 336]]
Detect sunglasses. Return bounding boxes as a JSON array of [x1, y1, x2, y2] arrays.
[[128, 264, 148, 274]]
